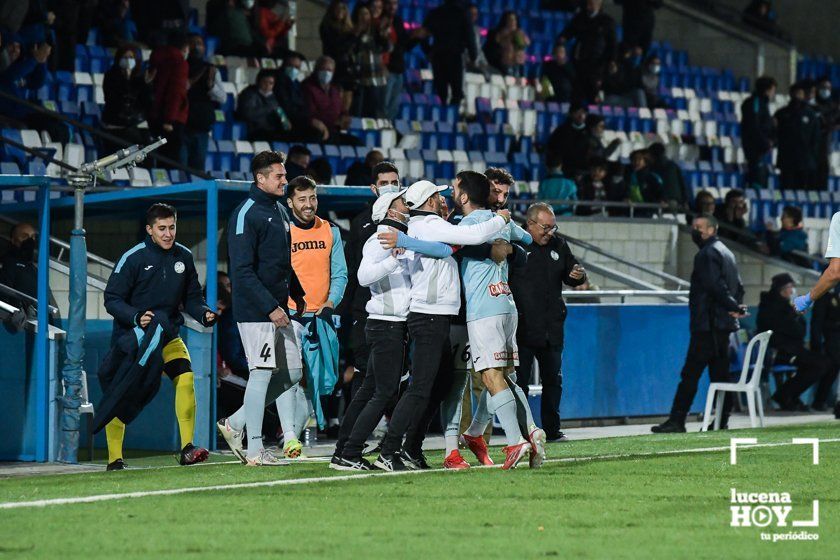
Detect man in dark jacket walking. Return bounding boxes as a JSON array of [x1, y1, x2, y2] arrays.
[[757, 273, 829, 410], [510, 202, 586, 441], [217, 150, 307, 466], [775, 82, 821, 190], [555, 0, 616, 101], [184, 34, 225, 170], [653, 214, 746, 432], [422, 0, 476, 105], [740, 76, 776, 189]]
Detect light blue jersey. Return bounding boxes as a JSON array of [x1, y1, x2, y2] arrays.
[[459, 209, 519, 321]]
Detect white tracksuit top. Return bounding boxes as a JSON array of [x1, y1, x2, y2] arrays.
[[406, 212, 507, 316], [358, 224, 412, 322]]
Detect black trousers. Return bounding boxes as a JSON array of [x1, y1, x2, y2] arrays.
[[431, 52, 464, 105], [403, 333, 453, 455], [745, 157, 770, 189], [813, 333, 840, 407], [516, 344, 563, 436], [337, 319, 408, 459], [774, 349, 829, 402], [381, 313, 451, 457], [669, 329, 734, 424], [779, 167, 817, 191]]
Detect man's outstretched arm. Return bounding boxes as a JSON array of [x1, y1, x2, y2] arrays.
[[795, 258, 840, 312]]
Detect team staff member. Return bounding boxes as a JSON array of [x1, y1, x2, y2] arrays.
[[217, 151, 306, 466], [283, 176, 348, 458], [344, 162, 403, 394], [510, 202, 586, 442], [653, 214, 746, 433], [373, 180, 510, 471], [103, 203, 217, 470]]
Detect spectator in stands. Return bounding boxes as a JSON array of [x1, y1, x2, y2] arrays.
[[465, 3, 490, 77], [99, 0, 137, 48], [184, 35, 225, 170], [285, 145, 311, 181], [757, 273, 829, 411], [713, 188, 753, 244], [599, 49, 636, 108], [307, 157, 334, 184], [382, 0, 425, 120], [510, 202, 587, 441], [350, 3, 389, 118], [207, 0, 263, 57], [774, 81, 820, 191], [615, 0, 662, 53], [422, 0, 476, 106], [540, 43, 576, 103], [236, 69, 289, 141], [742, 0, 782, 38], [545, 102, 588, 179], [583, 114, 622, 165], [810, 284, 840, 412], [254, 0, 294, 57], [637, 54, 663, 109], [622, 149, 663, 217], [101, 45, 154, 159], [765, 205, 808, 264], [274, 53, 321, 142], [649, 142, 688, 211], [149, 33, 190, 167], [555, 0, 616, 101], [0, 222, 56, 312], [303, 56, 360, 145], [484, 11, 530, 77], [538, 159, 577, 216], [320, 0, 357, 112], [740, 75, 776, 189], [345, 149, 384, 186], [691, 189, 717, 220], [0, 36, 70, 143], [815, 76, 840, 190], [652, 213, 746, 433], [576, 158, 609, 216]]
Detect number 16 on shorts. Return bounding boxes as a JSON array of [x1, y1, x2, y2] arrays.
[[237, 322, 278, 370]]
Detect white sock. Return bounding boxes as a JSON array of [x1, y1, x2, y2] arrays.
[[275, 383, 299, 443], [465, 388, 491, 437], [441, 370, 468, 455], [508, 373, 537, 434], [243, 369, 272, 458], [293, 384, 310, 438], [490, 389, 525, 447]]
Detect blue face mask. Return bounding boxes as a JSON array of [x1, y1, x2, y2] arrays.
[[285, 66, 299, 82], [376, 184, 402, 195], [318, 70, 333, 85]]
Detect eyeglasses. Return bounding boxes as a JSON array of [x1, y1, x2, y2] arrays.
[[528, 219, 557, 234]]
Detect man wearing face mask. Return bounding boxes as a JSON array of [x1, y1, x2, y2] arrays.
[[302, 55, 359, 145], [652, 214, 746, 433], [184, 34, 225, 170], [774, 81, 820, 191], [149, 31, 191, 167], [555, 0, 616, 101], [237, 69, 290, 141], [0, 223, 56, 313], [757, 273, 829, 411], [274, 53, 321, 143], [815, 77, 840, 190], [545, 102, 589, 180]]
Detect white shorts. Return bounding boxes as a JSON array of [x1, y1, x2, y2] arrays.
[[466, 314, 519, 372], [450, 324, 471, 373], [237, 322, 303, 371]]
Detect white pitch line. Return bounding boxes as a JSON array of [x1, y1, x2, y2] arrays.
[[1, 438, 837, 510]]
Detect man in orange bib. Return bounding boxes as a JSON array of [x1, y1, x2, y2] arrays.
[[280, 176, 348, 457]]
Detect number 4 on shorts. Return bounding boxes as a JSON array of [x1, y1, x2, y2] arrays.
[[260, 343, 272, 362]]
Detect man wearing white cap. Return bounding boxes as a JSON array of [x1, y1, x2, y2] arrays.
[[331, 190, 456, 469], [372, 180, 511, 471]]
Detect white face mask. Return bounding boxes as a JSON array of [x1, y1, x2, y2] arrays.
[[119, 57, 136, 71], [376, 184, 401, 195], [242, 0, 255, 8], [651, 65, 661, 74], [819, 88, 831, 100]]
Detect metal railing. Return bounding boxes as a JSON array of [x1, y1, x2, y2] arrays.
[[565, 289, 690, 304], [0, 298, 65, 340], [509, 198, 679, 219], [0, 282, 59, 317]]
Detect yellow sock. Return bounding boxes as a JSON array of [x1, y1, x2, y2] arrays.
[[105, 418, 125, 464], [173, 372, 196, 449]]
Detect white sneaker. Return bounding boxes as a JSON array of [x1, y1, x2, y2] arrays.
[[245, 448, 288, 466], [216, 417, 246, 464], [528, 428, 546, 469]]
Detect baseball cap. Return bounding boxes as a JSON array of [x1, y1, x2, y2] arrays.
[[372, 188, 408, 223], [404, 180, 448, 209]]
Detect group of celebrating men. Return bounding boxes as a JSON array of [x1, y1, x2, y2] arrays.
[[99, 149, 585, 471]]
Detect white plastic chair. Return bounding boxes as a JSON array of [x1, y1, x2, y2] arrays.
[[701, 330, 772, 431]]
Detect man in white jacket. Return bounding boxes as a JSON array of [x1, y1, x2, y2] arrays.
[[372, 180, 511, 471]]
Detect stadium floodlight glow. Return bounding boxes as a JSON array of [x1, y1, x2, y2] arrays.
[[57, 138, 167, 464]]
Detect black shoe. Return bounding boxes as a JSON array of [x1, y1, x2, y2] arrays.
[[373, 453, 407, 472], [106, 458, 127, 471], [329, 455, 372, 471], [179, 443, 209, 466], [546, 431, 568, 442], [400, 449, 430, 470], [772, 392, 798, 411], [834, 402, 840, 419], [651, 419, 686, 433], [706, 422, 729, 431]]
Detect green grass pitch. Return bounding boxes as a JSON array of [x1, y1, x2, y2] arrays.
[[0, 422, 836, 559]]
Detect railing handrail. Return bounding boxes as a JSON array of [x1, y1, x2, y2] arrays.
[[565, 289, 689, 298], [0, 215, 116, 268], [0, 298, 65, 339], [0, 282, 59, 316]]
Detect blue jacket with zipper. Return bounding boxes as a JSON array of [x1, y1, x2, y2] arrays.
[[228, 183, 305, 323]]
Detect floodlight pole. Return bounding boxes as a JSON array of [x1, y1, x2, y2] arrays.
[[57, 138, 166, 463]]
